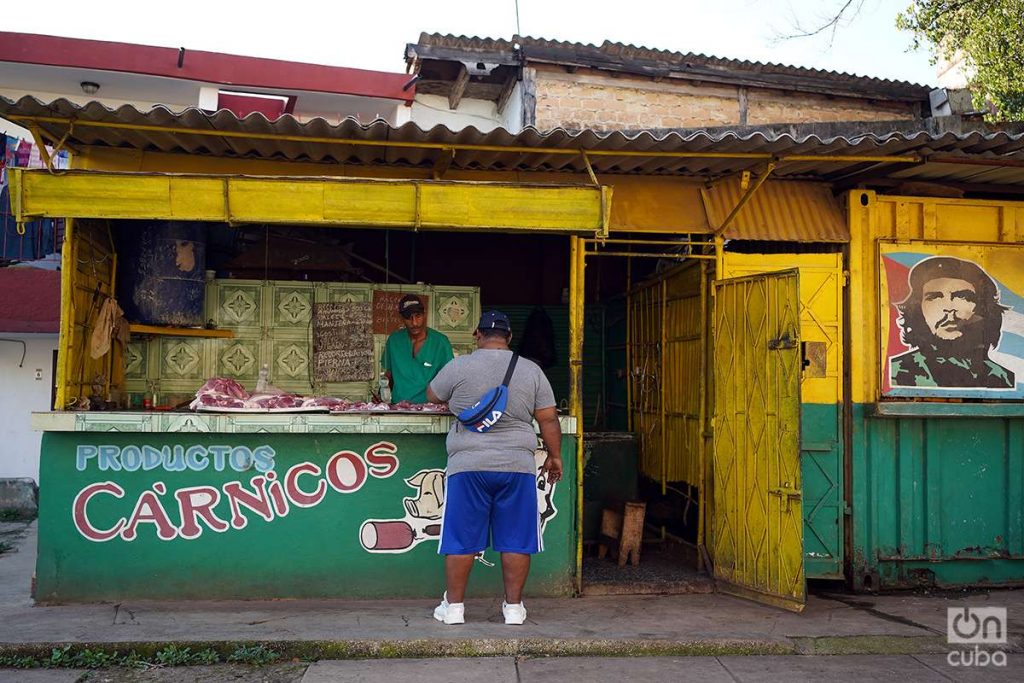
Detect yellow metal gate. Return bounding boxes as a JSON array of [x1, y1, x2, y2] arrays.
[[712, 270, 805, 611]]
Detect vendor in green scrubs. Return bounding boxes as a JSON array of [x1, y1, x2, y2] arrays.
[[382, 294, 455, 404]]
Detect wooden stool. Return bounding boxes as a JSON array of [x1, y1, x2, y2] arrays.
[[598, 501, 646, 567]]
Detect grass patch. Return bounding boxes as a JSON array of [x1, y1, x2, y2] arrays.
[[227, 644, 280, 665], [0, 644, 228, 670], [154, 644, 220, 666], [0, 638, 795, 670]]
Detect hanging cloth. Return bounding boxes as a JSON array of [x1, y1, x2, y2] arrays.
[[90, 297, 126, 359]]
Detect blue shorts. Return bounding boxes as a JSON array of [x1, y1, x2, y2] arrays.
[[439, 471, 542, 555]]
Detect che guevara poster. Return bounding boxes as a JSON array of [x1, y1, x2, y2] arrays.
[[880, 241, 1024, 399]]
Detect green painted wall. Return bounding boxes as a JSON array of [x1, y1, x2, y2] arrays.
[[501, 305, 607, 424], [802, 403, 844, 580], [36, 432, 576, 602], [850, 404, 1024, 590]]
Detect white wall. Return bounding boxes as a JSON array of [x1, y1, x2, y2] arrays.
[[0, 334, 57, 483], [500, 82, 524, 132], [410, 94, 506, 132]]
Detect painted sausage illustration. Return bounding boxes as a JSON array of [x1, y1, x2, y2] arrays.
[[360, 520, 441, 551]]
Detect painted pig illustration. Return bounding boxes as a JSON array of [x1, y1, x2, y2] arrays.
[[403, 469, 445, 520]]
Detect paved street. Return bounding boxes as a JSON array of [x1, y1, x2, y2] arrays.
[[2, 654, 1023, 682], [0, 522, 1021, 680]]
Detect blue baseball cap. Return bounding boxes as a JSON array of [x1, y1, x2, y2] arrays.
[[477, 310, 511, 332]]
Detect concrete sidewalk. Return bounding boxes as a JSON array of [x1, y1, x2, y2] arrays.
[[305, 655, 1024, 682], [1, 521, 1021, 660], [5, 655, 1024, 683]]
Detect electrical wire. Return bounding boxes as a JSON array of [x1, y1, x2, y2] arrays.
[[0, 338, 27, 367]]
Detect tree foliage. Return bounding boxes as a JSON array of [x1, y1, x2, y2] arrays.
[[897, 0, 1024, 119]]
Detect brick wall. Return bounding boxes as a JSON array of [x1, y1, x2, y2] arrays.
[[534, 70, 741, 131], [745, 87, 918, 125], [532, 67, 920, 131]]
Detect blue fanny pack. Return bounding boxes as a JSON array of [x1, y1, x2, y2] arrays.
[[456, 353, 519, 433]]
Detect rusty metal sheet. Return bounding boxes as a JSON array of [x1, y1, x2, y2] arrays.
[[704, 177, 847, 242]]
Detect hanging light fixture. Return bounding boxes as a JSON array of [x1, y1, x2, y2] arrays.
[[80, 81, 100, 95]]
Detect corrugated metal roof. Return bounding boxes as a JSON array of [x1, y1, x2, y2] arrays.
[[5, 96, 1024, 188], [704, 177, 848, 242], [409, 34, 933, 102]]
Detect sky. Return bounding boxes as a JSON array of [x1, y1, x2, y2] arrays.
[[6, 0, 938, 86]]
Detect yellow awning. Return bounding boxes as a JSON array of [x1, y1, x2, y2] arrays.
[[10, 169, 611, 236]]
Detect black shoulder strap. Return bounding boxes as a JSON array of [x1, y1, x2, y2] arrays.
[[501, 353, 519, 387]]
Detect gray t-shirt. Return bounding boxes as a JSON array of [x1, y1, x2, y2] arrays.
[[429, 348, 558, 475]]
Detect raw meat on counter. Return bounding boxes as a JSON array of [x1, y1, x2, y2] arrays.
[[192, 393, 246, 410], [334, 401, 393, 412], [196, 377, 248, 400], [391, 400, 449, 412], [247, 393, 306, 409], [189, 378, 250, 410], [189, 377, 448, 413], [301, 396, 351, 410]]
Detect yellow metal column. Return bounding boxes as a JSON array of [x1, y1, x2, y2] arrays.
[[569, 235, 586, 593], [105, 222, 119, 402], [626, 258, 633, 432], [660, 278, 668, 495], [697, 260, 709, 562], [55, 218, 76, 409]]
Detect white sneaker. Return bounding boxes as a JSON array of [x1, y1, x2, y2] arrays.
[[502, 600, 527, 625], [433, 592, 465, 625]]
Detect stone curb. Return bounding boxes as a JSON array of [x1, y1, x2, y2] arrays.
[[0, 638, 793, 662], [3, 634, 1007, 661]]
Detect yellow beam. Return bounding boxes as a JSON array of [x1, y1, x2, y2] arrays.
[[569, 235, 586, 594], [584, 237, 714, 246], [626, 255, 633, 433], [27, 125, 52, 169], [7, 114, 923, 165], [584, 250, 715, 259], [55, 218, 75, 409], [128, 324, 235, 339], [9, 169, 605, 235], [660, 277, 667, 495], [713, 161, 776, 235], [697, 260, 709, 568]]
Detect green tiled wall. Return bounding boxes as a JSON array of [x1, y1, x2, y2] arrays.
[[125, 279, 479, 403]]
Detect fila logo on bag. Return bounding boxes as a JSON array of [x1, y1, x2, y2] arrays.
[[474, 410, 503, 432]]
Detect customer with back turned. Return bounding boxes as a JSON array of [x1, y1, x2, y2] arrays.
[[426, 310, 563, 625]]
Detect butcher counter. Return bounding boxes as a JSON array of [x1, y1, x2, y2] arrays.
[[31, 411, 577, 602]]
